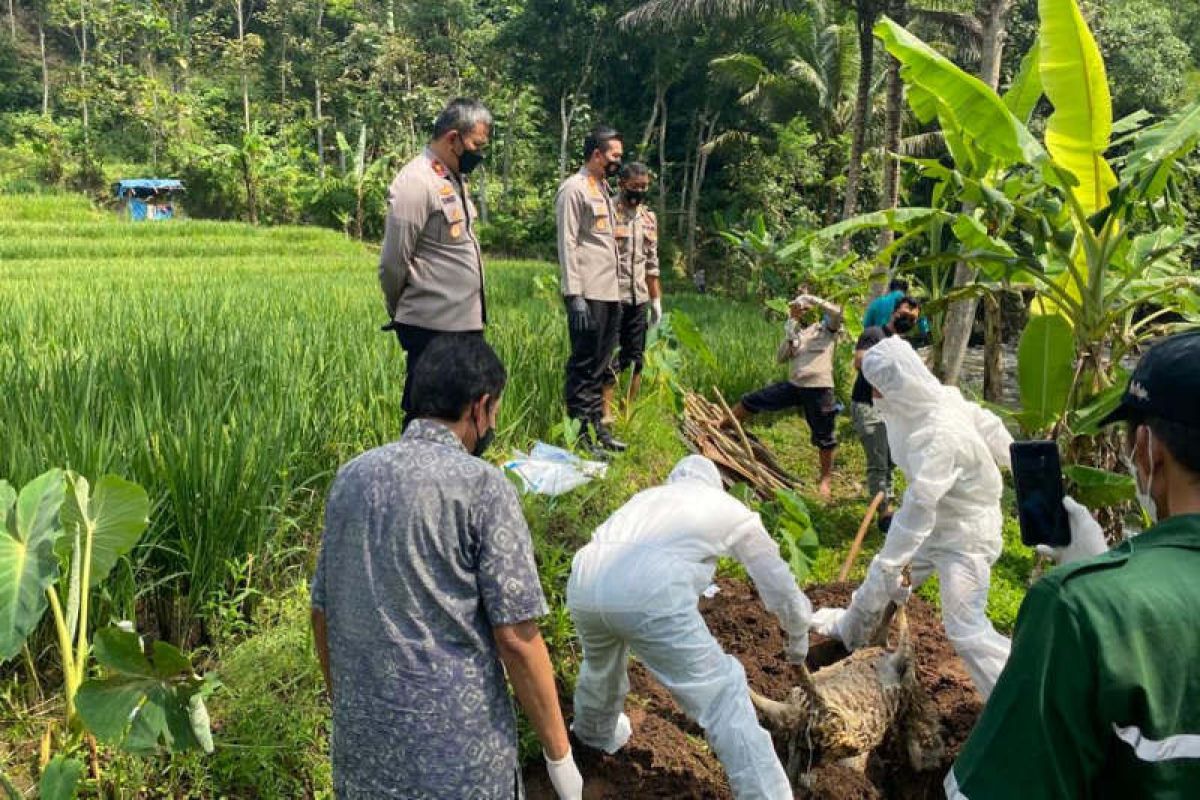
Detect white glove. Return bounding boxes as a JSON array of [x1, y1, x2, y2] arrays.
[[545, 749, 584, 800], [786, 632, 809, 664], [1037, 496, 1108, 565], [812, 607, 846, 638], [650, 297, 663, 327]]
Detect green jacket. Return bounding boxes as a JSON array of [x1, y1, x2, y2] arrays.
[[947, 513, 1200, 799]]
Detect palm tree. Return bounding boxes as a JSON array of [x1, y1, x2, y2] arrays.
[[709, 6, 885, 222], [622, 0, 882, 221]]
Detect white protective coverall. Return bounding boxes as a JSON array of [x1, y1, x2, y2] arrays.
[[567, 455, 812, 800], [819, 337, 1012, 699]]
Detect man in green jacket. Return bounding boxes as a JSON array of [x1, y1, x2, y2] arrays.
[[947, 330, 1200, 798]]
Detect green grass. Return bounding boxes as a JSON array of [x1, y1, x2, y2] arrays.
[[0, 194, 1033, 795]]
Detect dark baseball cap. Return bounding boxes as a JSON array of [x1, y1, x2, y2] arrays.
[[1099, 330, 1200, 428]]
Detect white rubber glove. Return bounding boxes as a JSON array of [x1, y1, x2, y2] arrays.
[[650, 297, 663, 327], [545, 749, 584, 800], [786, 631, 810, 664], [812, 607, 846, 638], [1036, 496, 1108, 565], [608, 712, 632, 753]]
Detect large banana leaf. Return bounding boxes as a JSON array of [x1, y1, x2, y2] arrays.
[[0, 470, 65, 662], [60, 473, 150, 588], [1038, 0, 1116, 215], [875, 18, 1031, 171], [1017, 311, 1075, 433], [1004, 37, 1043, 124], [1123, 100, 1200, 185]]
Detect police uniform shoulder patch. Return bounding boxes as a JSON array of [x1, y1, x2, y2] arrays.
[[449, 223, 462, 239], [431, 160, 447, 178], [438, 184, 454, 196]]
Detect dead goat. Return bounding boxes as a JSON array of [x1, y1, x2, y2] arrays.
[[749, 605, 944, 785]]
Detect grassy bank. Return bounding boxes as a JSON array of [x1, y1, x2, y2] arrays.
[[0, 195, 1032, 796]]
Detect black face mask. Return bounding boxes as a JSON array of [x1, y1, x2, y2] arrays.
[[892, 314, 916, 335], [605, 160, 621, 178], [457, 145, 484, 175], [623, 189, 647, 206], [472, 414, 495, 458]]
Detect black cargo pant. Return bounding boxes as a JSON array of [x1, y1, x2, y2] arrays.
[[606, 301, 648, 383], [564, 299, 621, 427], [393, 324, 483, 428]]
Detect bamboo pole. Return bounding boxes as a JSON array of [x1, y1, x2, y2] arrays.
[[838, 491, 886, 581]]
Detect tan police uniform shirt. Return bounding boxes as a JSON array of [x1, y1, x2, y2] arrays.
[[614, 202, 661, 306], [777, 305, 843, 389], [555, 168, 620, 302], [379, 148, 485, 332]]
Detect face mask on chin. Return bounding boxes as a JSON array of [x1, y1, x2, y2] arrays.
[[623, 189, 647, 206], [1123, 428, 1159, 525]]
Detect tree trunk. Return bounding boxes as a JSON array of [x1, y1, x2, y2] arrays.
[[656, 85, 668, 224], [638, 78, 660, 158], [235, 0, 250, 137], [686, 110, 717, 291], [315, 78, 324, 177], [80, 0, 89, 146], [937, 0, 1014, 384], [558, 90, 573, 179], [872, 0, 906, 299], [8, 0, 15, 40], [983, 292, 1002, 402], [39, 21, 50, 116], [842, 0, 877, 221]]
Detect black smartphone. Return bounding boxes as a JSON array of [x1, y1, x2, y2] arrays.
[[1010, 440, 1071, 548]]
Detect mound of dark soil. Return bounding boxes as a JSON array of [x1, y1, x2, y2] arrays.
[[525, 579, 982, 799]]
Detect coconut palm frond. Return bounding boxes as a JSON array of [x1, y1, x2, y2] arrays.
[[702, 129, 755, 154], [620, 0, 804, 30], [912, 8, 983, 50]]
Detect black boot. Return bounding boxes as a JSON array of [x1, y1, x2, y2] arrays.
[[594, 423, 628, 453]]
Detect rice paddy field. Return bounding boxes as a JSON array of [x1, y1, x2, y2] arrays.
[[0, 194, 1033, 796]]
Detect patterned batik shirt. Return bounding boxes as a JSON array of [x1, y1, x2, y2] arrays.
[[310, 419, 549, 799]]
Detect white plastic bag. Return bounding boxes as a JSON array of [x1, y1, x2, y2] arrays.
[[504, 442, 608, 496]]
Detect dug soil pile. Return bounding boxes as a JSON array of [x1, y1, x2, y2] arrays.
[[525, 579, 982, 799]]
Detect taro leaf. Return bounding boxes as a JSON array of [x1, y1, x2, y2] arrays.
[[1063, 465, 1136, 507], [773, 489, 819, 583], [0, 469, 66, 662], [92, 626, 153, 677], [38, 756, 84, 800], [1017, 312, 1075, 433], [77, 625, 210, 754], [670, 311, 717, 371], [60, 473, 150, 588]]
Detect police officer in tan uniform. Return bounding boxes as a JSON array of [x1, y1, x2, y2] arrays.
[[556, 125, 626, 452], [602, 162, 662, 424], [379, 97, 491, 426]]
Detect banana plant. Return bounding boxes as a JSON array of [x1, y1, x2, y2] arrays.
[[0, 470, 214, 797], [812, 0, 1200, 449]]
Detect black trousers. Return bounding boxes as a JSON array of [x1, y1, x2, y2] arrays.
[[607, 301, 648, 383], [564, 299, 621, 425], [393, 324, 483, 426]]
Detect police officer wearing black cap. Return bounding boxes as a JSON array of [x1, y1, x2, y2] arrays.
[[947, 330, 1200, 799]]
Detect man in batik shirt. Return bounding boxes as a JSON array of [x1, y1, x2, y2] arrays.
[[310, 335, 583, 799]]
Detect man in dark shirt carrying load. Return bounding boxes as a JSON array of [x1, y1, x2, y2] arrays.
[[310, 335, 583, 799], [851, 295, 922, 530], [947, 330, 1200, 799]]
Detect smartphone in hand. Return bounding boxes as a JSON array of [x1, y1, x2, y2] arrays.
[[1010, 440, 1071, 548]]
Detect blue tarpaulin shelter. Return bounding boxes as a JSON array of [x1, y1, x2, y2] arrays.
[[113, 179, 184, 221]]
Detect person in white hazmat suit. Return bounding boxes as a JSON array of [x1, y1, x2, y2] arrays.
[[813, 336, 1013, 699], [567, 455, 812, 799]]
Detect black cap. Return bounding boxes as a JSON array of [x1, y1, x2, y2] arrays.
[[1099, 330, 1200, 428]]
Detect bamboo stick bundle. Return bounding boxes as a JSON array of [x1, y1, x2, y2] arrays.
[[680, 391, 799, 497]]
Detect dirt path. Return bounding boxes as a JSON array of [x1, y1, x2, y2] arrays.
[[525, 579, 982, 799]]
